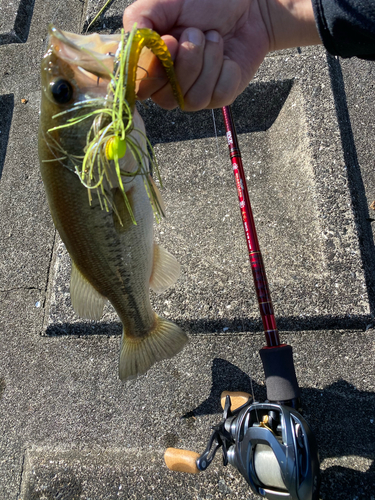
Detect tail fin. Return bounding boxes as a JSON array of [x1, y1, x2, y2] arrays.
[[119, 316, 188, 381]]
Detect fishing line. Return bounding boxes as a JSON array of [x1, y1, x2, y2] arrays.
[[86, 0, 115, 33], [250, 374, 259, 423], [211, 106, 259, 419], [211, 109, 221, 160], [241, 309, 259, 423]]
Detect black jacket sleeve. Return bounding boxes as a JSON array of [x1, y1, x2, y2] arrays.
[[311, 0, 375, 59]]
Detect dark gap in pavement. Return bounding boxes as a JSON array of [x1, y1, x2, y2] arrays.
[[0, 0, 35, 44], [44, 313, 373, 336], [0, 94, 14, 179]]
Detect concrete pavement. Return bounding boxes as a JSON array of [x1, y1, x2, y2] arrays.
[[0, 0, 374, 498]]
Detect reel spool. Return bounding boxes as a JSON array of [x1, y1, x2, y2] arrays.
[[165, 392, 320, 500]]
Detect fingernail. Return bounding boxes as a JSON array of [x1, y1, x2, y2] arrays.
[[205, 30, 220, 43], [187, 28, 203, 46]]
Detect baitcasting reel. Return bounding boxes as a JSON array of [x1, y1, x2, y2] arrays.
[[165, 391, 320, 500]]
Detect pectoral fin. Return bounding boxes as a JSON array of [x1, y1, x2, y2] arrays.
[[150, 244, 180, 294], [70, 261, 107, 320]]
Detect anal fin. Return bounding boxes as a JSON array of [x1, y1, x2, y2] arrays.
[[70, 261, 107, 320], [150, 244, 180, 294]]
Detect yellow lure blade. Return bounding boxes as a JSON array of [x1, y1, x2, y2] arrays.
[[105, 136, 127, 160]]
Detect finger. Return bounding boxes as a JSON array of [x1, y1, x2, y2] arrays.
[[136, 35, 179, 100], [123, 9, 152, 31], [206, 58, 242, 108], [150, 28, 206, 110], [123, 0, 181, 33], [183, 30, 223, 111], [123, 2, 155, 31]]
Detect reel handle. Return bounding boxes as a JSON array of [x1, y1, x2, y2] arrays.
[[164, 448, 201, 474], [164, 392, 251, 475]]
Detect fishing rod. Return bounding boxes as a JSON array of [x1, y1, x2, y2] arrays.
[[164, 105, 321, 500]]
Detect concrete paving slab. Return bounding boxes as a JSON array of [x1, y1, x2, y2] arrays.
[[1, 321, 375, 499], [84, 0, 131, 33], [0, 0, 35, 45], [1, 0, 375, 499]]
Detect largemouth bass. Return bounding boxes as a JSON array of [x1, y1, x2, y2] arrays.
[[38, 25, 188, 381]]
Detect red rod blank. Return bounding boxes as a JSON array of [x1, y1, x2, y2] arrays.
[[221, 106, 280, 347]]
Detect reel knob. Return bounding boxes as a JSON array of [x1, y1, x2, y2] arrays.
[[220, 391, 251, 411], [164, 448, 201, 474]]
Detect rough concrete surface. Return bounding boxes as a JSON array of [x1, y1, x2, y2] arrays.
[[0, 1, 375, 499]]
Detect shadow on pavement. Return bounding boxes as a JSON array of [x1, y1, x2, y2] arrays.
[[45, 313, 373, 336], [138, 79, 294, 145]]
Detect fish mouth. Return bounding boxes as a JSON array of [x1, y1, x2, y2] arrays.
[[48, 24, 122, 79]]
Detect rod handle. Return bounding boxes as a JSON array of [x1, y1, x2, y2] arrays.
[[220, 391, 251, 411], [164, 448, 201, 474]]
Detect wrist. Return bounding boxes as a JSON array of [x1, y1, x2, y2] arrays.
[[259, 0, 321, 52]]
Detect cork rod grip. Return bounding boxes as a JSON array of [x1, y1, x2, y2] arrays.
[[164, 448, 201, 474]]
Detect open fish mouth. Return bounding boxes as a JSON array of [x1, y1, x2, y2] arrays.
[[48, 25, 122, 81]]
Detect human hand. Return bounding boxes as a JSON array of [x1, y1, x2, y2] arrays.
[[124, 0, 320, 111], [125, 0, 267, 110]]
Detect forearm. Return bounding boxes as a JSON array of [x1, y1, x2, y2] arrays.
[[264, 0, 375, 59], [260, 0, 321, 52]]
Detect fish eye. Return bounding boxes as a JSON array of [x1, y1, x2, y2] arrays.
[[50, 79, 73, 104]]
